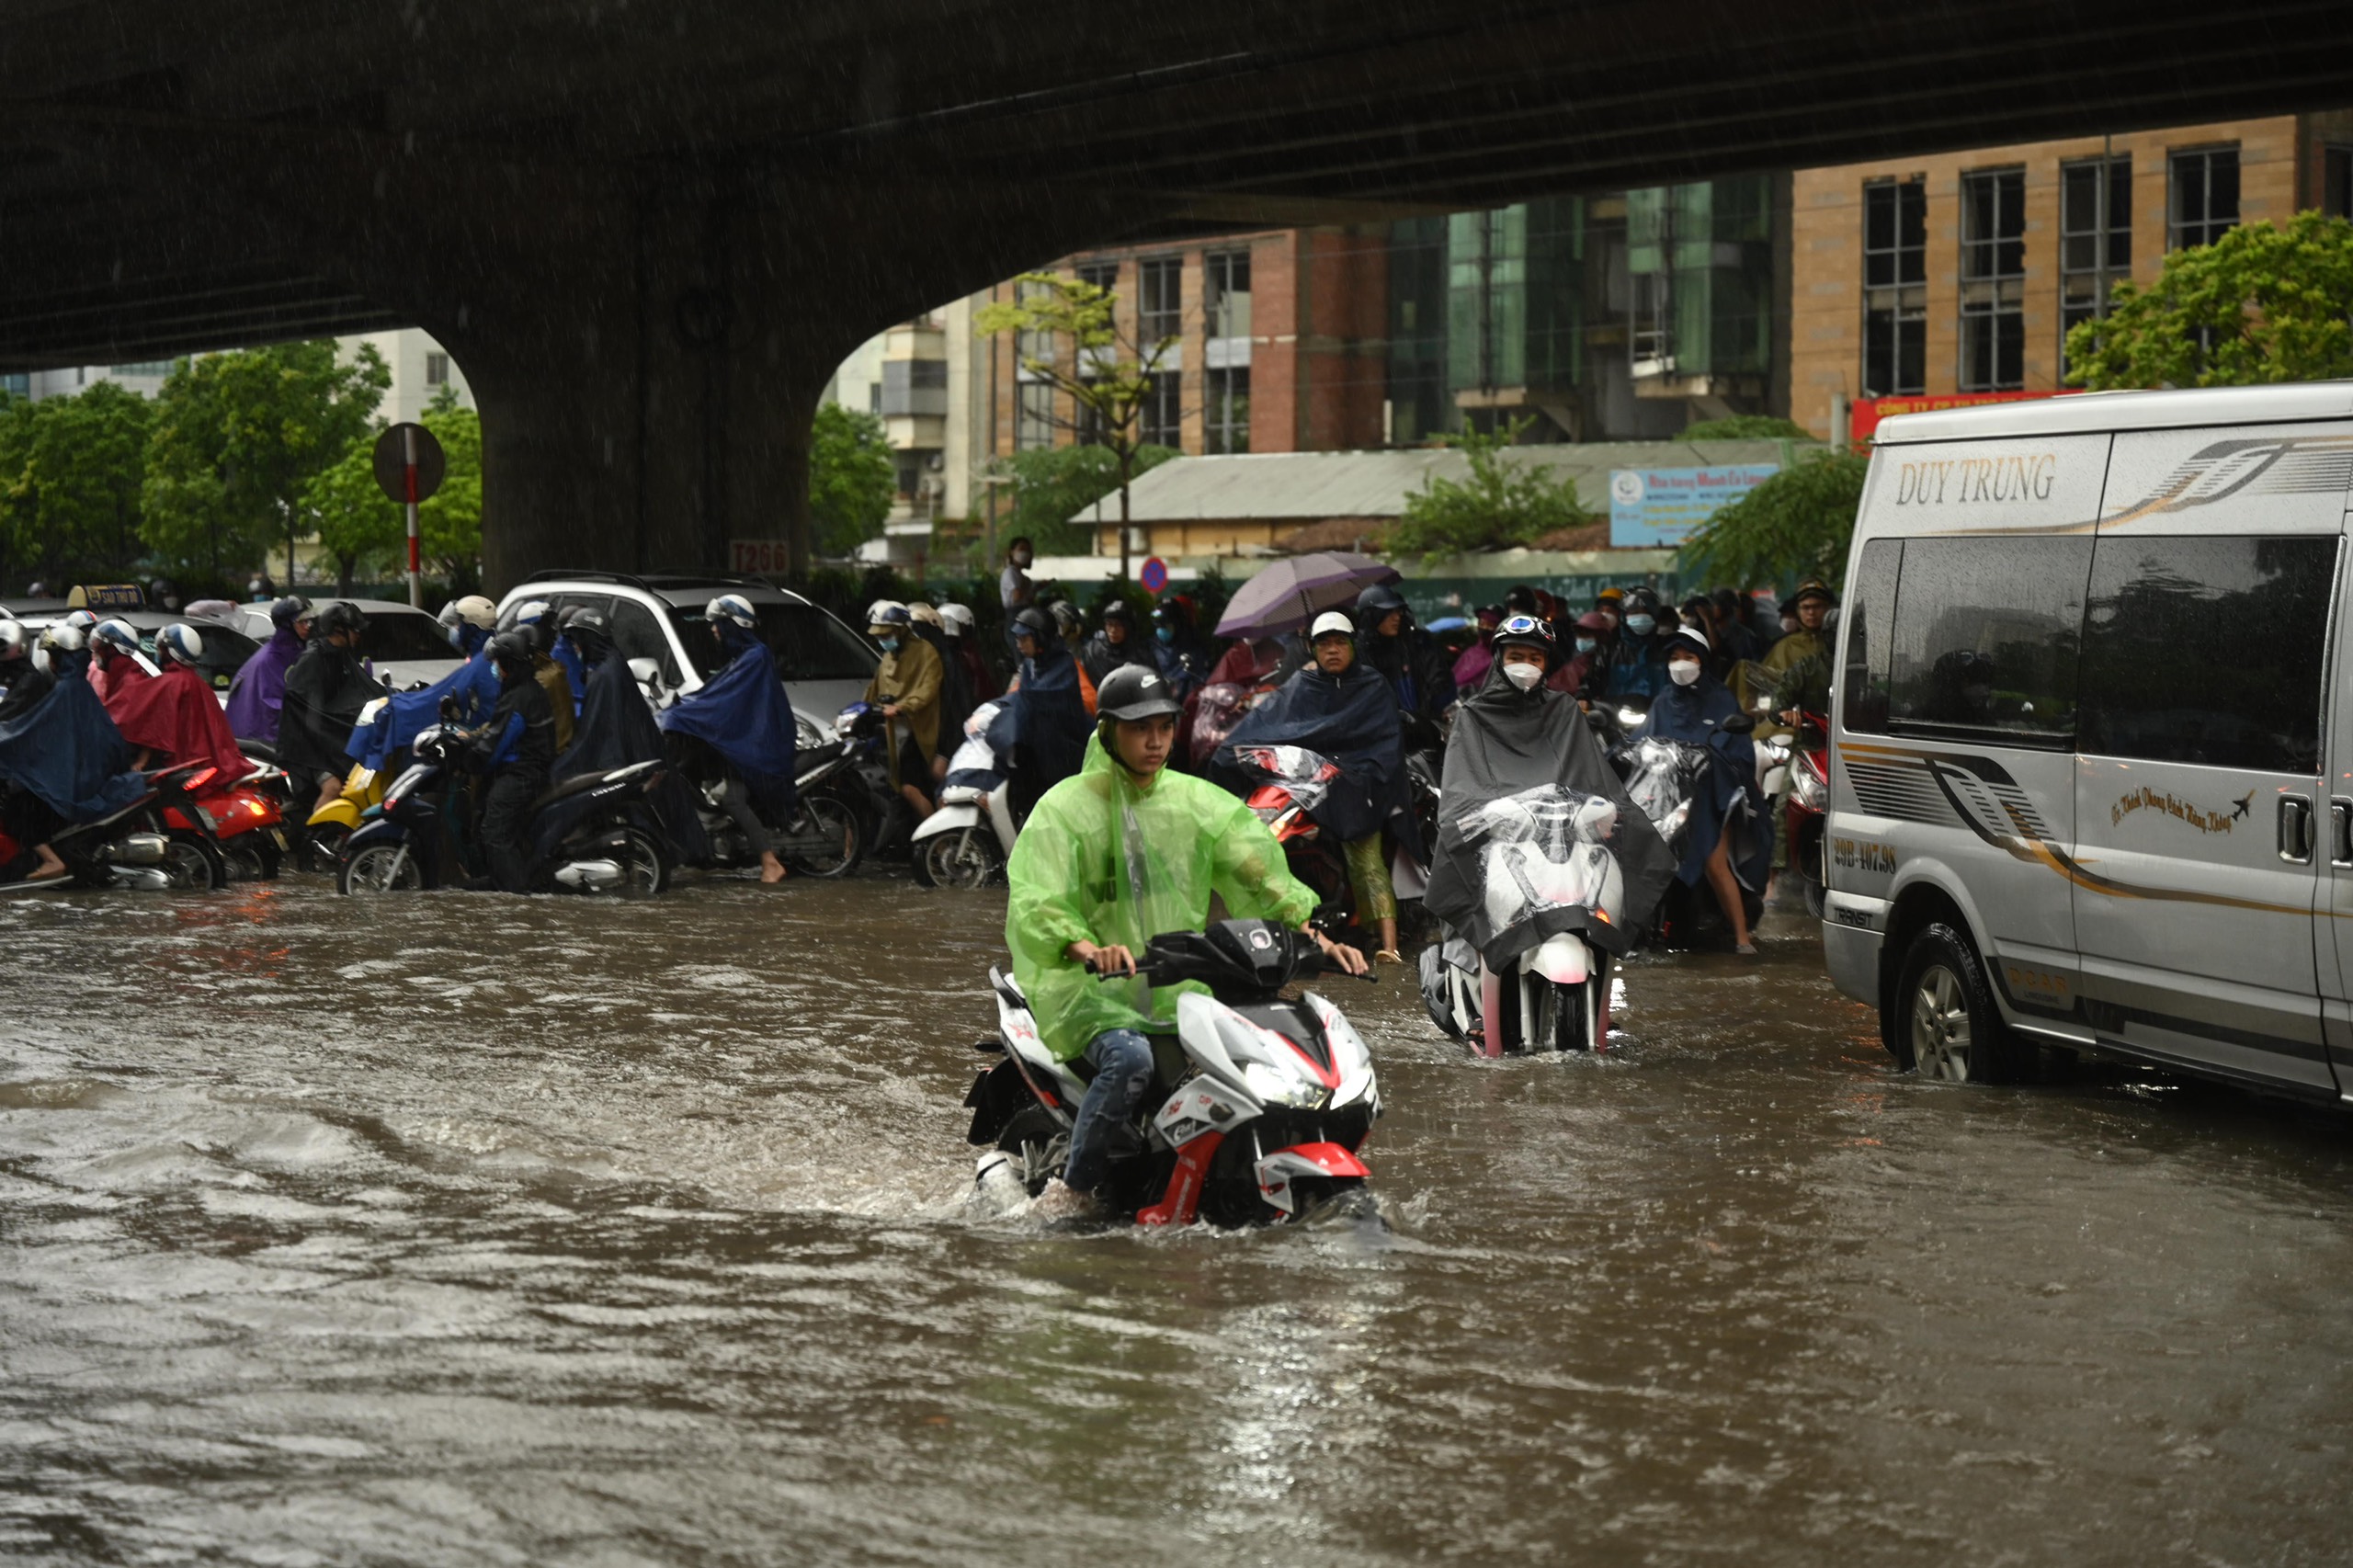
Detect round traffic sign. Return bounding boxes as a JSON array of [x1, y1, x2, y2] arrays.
[[373, 423, 447, 506], [1138, 555, 1169, 596]]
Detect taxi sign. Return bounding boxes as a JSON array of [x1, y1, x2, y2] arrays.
[[66, 584, 143, 610]]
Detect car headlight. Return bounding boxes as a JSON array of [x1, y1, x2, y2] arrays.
[[796, 714, 825, 750]]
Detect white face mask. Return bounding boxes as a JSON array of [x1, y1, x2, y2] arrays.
[[1503, 661, 1543, 691], [1669, 661, 1702, 687]]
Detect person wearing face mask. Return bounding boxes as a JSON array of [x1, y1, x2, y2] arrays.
[[1551, 610, 1615, 703], [1624, 627, 1770, 954], [1354, 584, 1453, 722], [1424, 614, 1677, 991], [1604, 587, 1673, 701], [862, 601, 943, 821], [1000, 537, 1038, 613], [1149, 598, 1212, 705], [1215, 610, 1422, 962]]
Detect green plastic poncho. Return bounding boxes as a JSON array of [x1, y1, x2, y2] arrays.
[[1006, 731, 1317, 1061]]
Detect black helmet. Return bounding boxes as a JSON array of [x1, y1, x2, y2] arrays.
[[269, 594, 313, 631], [1100, 599, 1136, 628], [564, 608, 611, 664], [1490, 612, 1556, 655], [1620, 586, 1663, 617], [1096, 664, 1182, 722], [487, 630, 537, 674], [1009, 606, 1057, 648], [1356, 584, 1406, 618], [315, 601, 364, 641]]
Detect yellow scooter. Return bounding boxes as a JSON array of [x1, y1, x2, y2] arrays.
[[303, 760, 386, 869]]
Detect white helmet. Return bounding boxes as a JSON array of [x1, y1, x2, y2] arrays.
[[938, 603, 974, 635], [439, 595, 496, 631], [156, 623, 205, 665], [706, 593, 758, 630], [0, 619, 26, 661], [864, 598, 905, 629], [907, 602, 942, 629], [40, 621, 85, 653], [92, 618, 141, 658]]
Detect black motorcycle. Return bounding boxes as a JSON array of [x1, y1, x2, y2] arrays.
[[336, 726, 672, 895], [667, 707, 875, 879]]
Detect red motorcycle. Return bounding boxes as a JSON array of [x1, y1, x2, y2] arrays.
[[0, 764, 227, 892], [1233, 744, 1353, 918], [154, 761, 288, 881]]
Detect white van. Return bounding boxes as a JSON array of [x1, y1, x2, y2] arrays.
[[1823, 383, 2353, 1104]]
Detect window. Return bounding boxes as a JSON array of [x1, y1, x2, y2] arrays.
[[1884, 535, 2091, 746], [1861, 177, 1926, 396], [1075, 261, 1118, 294], [1839, 539, 1904, 734], [609, 598, 680, 686], [108, 361, 171, 378], [358, 609, 465, 664], [2325, 146, 2353, 219], [1140, 257, 1182, 345], [1205, 366, 1249, 454], [1016, 381, 1055, 451], [424, 351, 449, 387], [1204, 249, 1252, 339], [2169, 146, 2240, 250], [2060, 156, 2131, 371], [1959, 169, 2026, 392], [665, 601, 877, 683], [1142, 369, 1181, 449], [2078, 535, 2335, 774]]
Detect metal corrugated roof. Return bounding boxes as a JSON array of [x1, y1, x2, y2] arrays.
[[1068, 440, 1803, 526]]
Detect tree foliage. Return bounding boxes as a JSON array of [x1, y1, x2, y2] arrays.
[[1678, 449, 1870, 591], [975, 272, 1181, 577], [993, 441, 1179, 557], [0, 381, 154, 590], [808, 402, 897, 558], [303, 387, 485, 593], [141, 340, 390, 584], [2065, 210, 2353, 389], [1680, 415, 1814, 441], [1388, 417, 1597, 559]]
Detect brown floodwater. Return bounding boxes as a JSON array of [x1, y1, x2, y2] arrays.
[[3, 873, 2350, 1565]]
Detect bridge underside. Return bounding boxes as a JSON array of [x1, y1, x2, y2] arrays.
[[5, 0, 2347, 585]]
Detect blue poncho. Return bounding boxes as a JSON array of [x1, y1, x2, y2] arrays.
[[1214, 658, 1419, 857], [346, 650, 503, 773], [0, 664, 150, 823], [1629, 672, 1773, 889], [657, 625, 797, 813]]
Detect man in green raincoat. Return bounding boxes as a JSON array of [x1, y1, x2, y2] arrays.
[[1006, 663, 1368, 1213]]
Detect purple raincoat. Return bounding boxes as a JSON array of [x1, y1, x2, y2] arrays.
[[224, 626, 304, 744]]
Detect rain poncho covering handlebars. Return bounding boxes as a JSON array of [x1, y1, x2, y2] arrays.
[[1424, 663, 1676, 969], [1005, 732, 1316, 1062]]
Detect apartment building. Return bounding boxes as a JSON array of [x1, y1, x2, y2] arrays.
[[1790, 112, 2353, 439]]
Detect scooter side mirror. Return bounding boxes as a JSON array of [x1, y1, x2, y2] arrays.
[[1722, 714, 1756, 734]]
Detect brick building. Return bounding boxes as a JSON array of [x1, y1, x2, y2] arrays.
[[1789, 112, 2353, 440], [977, 226, 1392, 462]]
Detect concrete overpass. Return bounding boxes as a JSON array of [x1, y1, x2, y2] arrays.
[[5, 1, 2348, 585]]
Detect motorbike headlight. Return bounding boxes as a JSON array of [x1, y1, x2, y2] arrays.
[[1617, 707, 1644, 728], [1794, 766, 1829, 809], [797, 714, 825, 750], [1243, 1062, 1324, 1109]]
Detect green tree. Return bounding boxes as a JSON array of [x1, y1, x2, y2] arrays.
[[141, 340, 389, 586], [1678, 449, 1870, 592], [0, 381, 153, 590], [304, 387, 485, 594], [1680, 415, 1815, 441], [975, 272, 1181, 580], [992, 441, 1180, 558], [1387, 416, 1597, 560], [808, 403, 896, 558], [2064, 210, 2353, 389]]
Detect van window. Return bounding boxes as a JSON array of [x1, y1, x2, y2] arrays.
[[1884, 536, 2090, 746], [2078, 534, 2335, 774], [1839, 539, 1902, 733]]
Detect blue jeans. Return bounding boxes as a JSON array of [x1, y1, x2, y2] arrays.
[[1064, 1028, 1154, 1195]]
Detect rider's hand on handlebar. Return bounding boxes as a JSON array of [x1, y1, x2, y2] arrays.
[[1305, 926, 1370, 976], [1070, 939, 1136, 976]]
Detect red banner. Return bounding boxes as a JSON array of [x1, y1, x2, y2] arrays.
[[1851, 389, 2078, 444]]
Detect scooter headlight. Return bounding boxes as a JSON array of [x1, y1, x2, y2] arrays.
[[1243, 1061, 1324, 1109], [1793, 763, 1828, 810]]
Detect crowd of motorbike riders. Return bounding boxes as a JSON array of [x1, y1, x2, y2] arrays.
[[0, 542, 1837, 917]]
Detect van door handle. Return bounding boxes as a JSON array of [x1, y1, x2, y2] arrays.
[[2279, 796, 2314, 864], [2332, 798, 2353, 867]]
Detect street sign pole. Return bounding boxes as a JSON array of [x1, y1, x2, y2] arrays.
[[404, 425, 422, 608]]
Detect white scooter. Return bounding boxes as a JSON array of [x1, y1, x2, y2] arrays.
[[911, 700, 1018, 889], [1421, 783, 1628, 1055]]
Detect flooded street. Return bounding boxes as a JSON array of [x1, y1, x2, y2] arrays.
[[5, 876, 2351, 1566]]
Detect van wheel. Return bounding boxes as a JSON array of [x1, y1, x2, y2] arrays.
[[1892, 923, 2027, 1084]]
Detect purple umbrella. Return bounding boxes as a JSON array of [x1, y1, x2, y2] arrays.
[[1213, 552, 1403, 641]]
